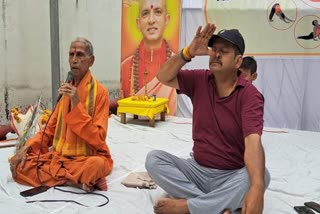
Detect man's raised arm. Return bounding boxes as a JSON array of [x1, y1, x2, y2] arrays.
[[157, 23, 217, 90], [156, 54, 187, 90]]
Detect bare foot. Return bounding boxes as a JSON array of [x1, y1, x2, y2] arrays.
[[95, 177, 107, 191], [65, 181, 94, 192], [223, 210, 231, 214], [81, 183, 94, 192], [154, 198, 190, 214]]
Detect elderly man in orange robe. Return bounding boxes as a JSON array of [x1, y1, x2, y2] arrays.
[[9, 38, 113, 192], [120, 0, 176, 115]]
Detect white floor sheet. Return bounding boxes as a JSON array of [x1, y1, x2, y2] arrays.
[[0, 115, 319, 213]]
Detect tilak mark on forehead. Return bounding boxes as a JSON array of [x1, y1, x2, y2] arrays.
[[150, 4, 153, 9]]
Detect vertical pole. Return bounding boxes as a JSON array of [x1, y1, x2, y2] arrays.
[[49, 0, 60, 107]]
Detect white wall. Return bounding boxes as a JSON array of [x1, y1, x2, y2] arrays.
[[0, 0, 122, 123], [59, 0, 121, 100], [0, 0, 51, 123]]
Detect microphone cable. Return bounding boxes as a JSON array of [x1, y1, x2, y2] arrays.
[[26, 187, 110, 207]]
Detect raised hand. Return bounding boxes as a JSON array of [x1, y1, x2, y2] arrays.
[[188, 23, 216, 57]]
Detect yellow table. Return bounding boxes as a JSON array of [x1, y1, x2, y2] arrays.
[[117, 97, 169, 127]]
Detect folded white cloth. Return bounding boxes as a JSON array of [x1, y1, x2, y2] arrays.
[[121, 172, 157, 189]]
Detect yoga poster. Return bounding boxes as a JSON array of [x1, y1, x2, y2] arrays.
[[205, 0, 320, 55]]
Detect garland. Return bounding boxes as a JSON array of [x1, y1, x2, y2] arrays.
[[132, 40, 172, 94]]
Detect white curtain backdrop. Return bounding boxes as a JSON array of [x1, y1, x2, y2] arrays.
[[177, 0, 320, 132]]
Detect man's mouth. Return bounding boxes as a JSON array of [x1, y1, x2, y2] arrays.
[[211, 61, 222, 65], [147, 27, 158, 33]]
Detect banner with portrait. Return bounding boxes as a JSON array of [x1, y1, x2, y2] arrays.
[[121, 0, 181, 115]]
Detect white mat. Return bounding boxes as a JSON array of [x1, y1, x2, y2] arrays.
[[0, 115, 319, 213]]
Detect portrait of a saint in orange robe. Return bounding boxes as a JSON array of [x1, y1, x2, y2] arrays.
[[121, 0, 181, 115]]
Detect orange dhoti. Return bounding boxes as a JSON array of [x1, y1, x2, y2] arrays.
[[14, 152, 112, 190]]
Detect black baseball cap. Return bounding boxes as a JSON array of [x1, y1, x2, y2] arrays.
[[208, 29, 245, 55]]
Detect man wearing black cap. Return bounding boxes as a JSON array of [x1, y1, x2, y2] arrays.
[[145, 23, 270, 214]]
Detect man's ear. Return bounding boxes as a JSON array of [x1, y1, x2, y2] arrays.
[[165, 14, 170, 27], [235, 55, 243, 68], [89, 55, 95, 67], [252, 72, 257, 81], [136, 18, 141, 31]]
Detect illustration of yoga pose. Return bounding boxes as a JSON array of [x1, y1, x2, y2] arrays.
[[269, 3, 294, 23], [297, 20, 320, 41]]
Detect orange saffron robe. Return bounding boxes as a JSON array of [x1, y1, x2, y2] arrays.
[[14, 71, 113, 189], [121, 40, 177, 115]]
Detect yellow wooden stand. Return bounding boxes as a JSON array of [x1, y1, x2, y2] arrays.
[[117, 97, 169, 127]]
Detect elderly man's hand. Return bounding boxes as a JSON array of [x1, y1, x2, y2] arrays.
[[188, 23, 216, 57], [58, 83, 80, 108], [9, 145, 30, 177]]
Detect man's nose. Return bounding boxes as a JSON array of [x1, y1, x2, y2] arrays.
[[213, 50, 221, 58], [148, 13, 156, 23], [70, 55, 78, 63]]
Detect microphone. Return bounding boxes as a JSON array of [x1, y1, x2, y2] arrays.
[[56, 70, 74, 103]]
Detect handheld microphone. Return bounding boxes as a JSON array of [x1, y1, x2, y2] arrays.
[[56, 70, 74, 103]]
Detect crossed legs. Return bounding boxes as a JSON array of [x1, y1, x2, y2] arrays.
[[146, 150, 270, 214]]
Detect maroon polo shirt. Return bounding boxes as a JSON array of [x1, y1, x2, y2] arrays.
[[177, 69, 264, 170]]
